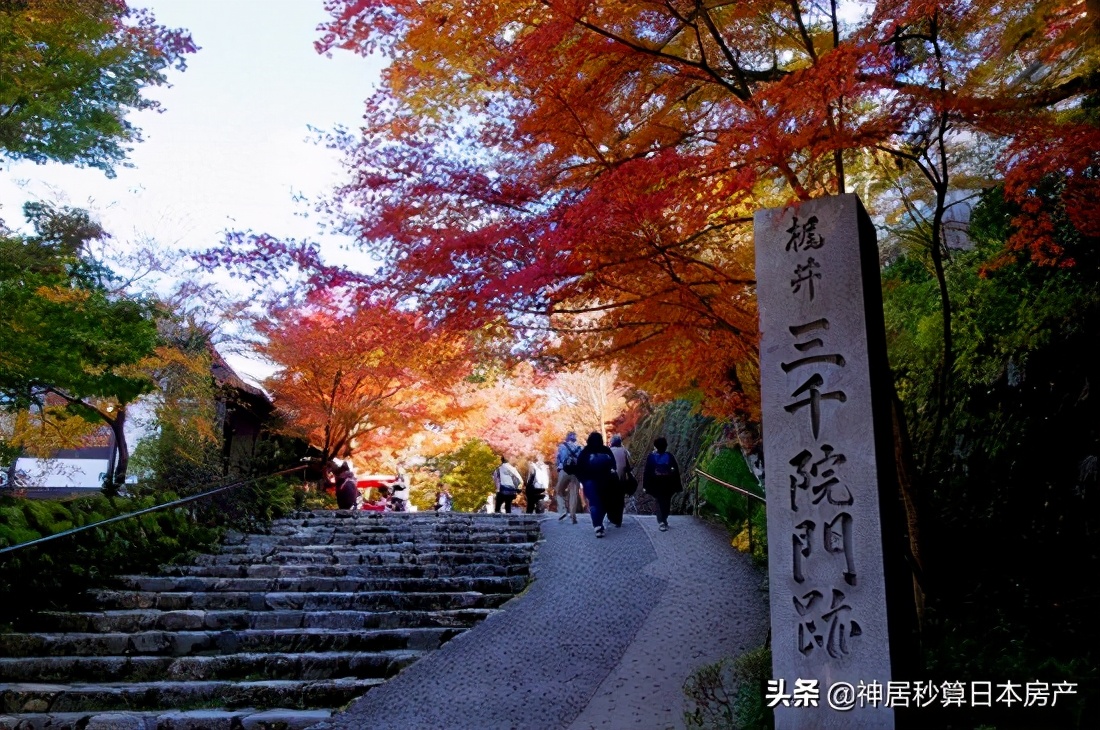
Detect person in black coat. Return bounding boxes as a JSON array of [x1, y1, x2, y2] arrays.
[[324, 461, 360, 510], [643, 437, 682, 531], [574, 431, 621, 538]]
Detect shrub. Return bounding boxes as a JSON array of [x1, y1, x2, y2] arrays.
[[683, 646, 773, 730], [427, 439, 499, 512], [695, 445, 767, 563], [293, 483, 337, 511], [0, 492, 223, 626]]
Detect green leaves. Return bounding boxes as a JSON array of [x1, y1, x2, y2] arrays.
[[429, 439, 499, 512], [884, 185, 1100, 709], [0, 0, 195, 175], [885, 187, 1100, 423], [1, 203, 159, 484], [0, 204, 158, 406], [0, 493, 223, 625]]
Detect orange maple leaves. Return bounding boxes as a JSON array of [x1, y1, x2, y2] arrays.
[[256, 296, 469, 464], [300, 1, 1100, 421]]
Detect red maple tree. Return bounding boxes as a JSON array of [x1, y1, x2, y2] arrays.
[[256, 295, 469, 464], [208, 1, 1097, 420]]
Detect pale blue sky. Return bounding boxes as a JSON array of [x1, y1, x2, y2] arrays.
[[0, 0, 385, 380]]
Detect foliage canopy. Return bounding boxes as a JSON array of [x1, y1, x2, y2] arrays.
[[0, 0, 195, 176], [1, 204, 160, 489]]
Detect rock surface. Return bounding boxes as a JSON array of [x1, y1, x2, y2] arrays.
[[315, 514, 769, 730], [0, 512, 539, 730]]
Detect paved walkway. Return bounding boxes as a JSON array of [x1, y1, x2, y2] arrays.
[[314, 513, 769, 730]]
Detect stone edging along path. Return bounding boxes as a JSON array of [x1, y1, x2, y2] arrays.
[[315, 514, 769, 730]]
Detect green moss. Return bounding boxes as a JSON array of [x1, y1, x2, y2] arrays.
[[0, 494, 227, 625], [21, 500, 75, 534]]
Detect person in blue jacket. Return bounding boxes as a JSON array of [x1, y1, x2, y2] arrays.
[[643, 437, 682, 532], [574, 431, 620, 538]]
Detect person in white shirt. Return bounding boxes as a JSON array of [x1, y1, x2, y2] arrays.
[[524, 454, 551, 514], [389, 467, 410, 512], [434, 485, 453, 512], [492, 456, 523, 513]]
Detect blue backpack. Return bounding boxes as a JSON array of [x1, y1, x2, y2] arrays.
[[652, 452, 673, 477]]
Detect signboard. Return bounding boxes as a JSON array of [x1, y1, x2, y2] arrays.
[[755, 194, 895, 729]]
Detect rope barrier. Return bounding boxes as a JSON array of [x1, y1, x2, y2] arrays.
[[0, 465, 309, 557], [693, 468, 766, 502]]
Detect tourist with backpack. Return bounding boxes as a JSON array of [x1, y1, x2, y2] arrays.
[[554, 432, 583, 523], [643, 437, 682, 531], [524, 454, 551, 514], [575, 431, 621, 538], [492, 456, 523, 513]]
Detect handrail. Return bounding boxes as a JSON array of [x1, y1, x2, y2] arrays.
[[694, 468, 766, 503], [0, 465, 309, 557]]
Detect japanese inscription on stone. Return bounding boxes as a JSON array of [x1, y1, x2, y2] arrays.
[[755, 195, 894, 729]]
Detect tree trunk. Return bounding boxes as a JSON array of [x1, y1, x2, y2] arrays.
[[923, 198, 953, 472], [105, 406, 128, 496], [891, 387, 926, 633], [4, 446, 22, 489]]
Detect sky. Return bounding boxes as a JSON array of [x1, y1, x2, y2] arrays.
[[0, 0, 386, 383]]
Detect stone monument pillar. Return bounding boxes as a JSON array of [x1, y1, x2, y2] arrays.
[[755, 194, 896, 729]]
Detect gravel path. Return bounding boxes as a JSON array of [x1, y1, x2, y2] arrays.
[[313, 513, 769, 730]]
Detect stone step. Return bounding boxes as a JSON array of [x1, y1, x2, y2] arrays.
[[0, 678, 379, 714], [2, 513, 540, 722], [112, 574, 529, 595], [24, 608, 494, 634], [255, 529, 540, 542], [196, 546, 534, 565], [243, 516, 539, 527], [256, 525, 536, 536], [222, 533, 539, 548], [90, 589, 514, 612], [264, 521, 540, 533], [234, 538, 537, 551], [163, 562, 528, 579], [0, 627, 461, 658], [0, 649, 422, 683], [0, 708, 331, 730], [273, 512, 538, 526]]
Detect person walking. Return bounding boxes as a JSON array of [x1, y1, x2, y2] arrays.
[[643, 437, 682, 531], [575, 432, 620, 538], [435, 485, 453, 512], [525, 454, 550, 514], [492, 456, 523, 513], [554, 432, 583, 523], [609, 435, 632, 479], [610, 434, 637, 515], [389, 468, 410, 512], [324, 461, 360, 510]]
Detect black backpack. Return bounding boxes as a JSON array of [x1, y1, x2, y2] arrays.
[[562, 444, 581, 474], [589, 451, 615, 476]]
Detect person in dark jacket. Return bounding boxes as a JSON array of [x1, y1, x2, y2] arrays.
[[643, 437, 682, 531], [575, 431, 621, 538], [325, 461, 360, 510]]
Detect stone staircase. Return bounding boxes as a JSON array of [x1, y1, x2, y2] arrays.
[[0, 511, 540, 730]]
